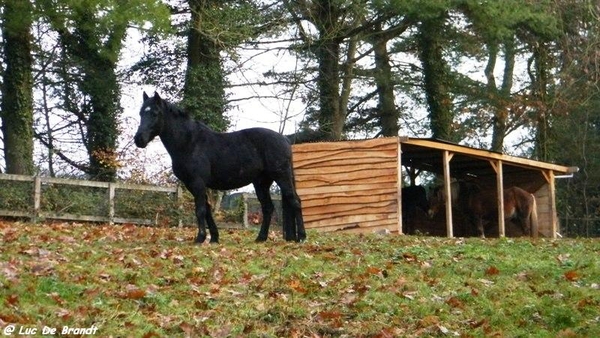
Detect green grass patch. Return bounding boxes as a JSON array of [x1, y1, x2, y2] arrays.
[[0, 222, 598, 337]]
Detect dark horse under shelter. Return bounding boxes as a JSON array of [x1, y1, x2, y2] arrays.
[[429, 181, 538, 238], [134, 92, 305, 243], [401, 185, 429, 234]]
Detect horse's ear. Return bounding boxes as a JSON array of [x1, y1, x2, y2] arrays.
[[153, 91, 162, 103], [143, 91, 149, 101]]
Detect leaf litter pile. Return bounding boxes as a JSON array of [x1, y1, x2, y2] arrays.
[[1, 221, 599, 337]]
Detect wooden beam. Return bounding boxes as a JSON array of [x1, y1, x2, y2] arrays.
[[108, 183, 115, 225], [495, 160, 505, 237], [541, 170, 551, 184], [489, 160, 499, 174], [397, 140, 403, 234], [443, 150, 454, 238], [548, 170, 557, 238], [0, 173, 34, 182], [293, 137, 397, 153], [33, 175, 41, 223], [177, 186, 184, 228], [400, 138, 574, 174], [0, 173, 180, 227]]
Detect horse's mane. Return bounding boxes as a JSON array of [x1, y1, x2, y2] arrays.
[[163, 100, 190, 119], [162, 99, 214, 132]]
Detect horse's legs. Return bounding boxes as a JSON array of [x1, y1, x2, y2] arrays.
[[192, 193, 208, 243], [281, 197, 295, 241], [205, 200, 219, 243], [529, 194, 539, 239], [253, 177, 274, 242], [186, 181, 213, 244], [404, 207, 416, 235], [276, 174, 305, 242], [476, 216, 486, 238]]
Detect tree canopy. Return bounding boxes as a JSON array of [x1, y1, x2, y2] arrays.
[[0, 0, 598, 235]]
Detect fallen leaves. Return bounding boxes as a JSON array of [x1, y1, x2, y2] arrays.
[[564, 270, 580, 281], [5, 294, 19, 307], [366, 266, 389, 278], [0, 260, 20, 281], [288, 279, 307, 293], [445, 296, 464, 309], [485, 265, 500, 276], [0, 222, 598, 337], [118, 284, 147, 300], [48, 292, 66, 305]]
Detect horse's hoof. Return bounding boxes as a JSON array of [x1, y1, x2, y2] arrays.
[[255, 236, 267, 243], [195, 234, 207, 244], [283, 233, 297, 242]]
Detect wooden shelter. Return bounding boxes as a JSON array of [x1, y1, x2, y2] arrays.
[[292, 137, 577, 238], [292, 138, 398, 233]]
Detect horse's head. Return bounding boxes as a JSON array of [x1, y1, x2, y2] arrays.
[[134, 91, 165, 148], [427, 187, 445, 219]]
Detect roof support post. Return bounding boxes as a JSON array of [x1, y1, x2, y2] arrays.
[[443, 150, 454, 237], [489, 159, 505, 237], [397, 139, 403, 235], [548, 170, 557, 238]]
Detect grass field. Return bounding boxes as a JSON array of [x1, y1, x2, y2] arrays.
[[1, 221, 599, 337]]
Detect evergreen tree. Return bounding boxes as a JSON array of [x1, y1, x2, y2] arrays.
[[1, 0, 35, 175], [39, 0, 170, 181]]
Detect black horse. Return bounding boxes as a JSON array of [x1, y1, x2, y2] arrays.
[[134, 92, 306, 243], [401, 185, 429, 235]]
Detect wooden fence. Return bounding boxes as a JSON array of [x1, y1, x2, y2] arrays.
[[292, 138, 400, 233], [0, 173, 183, 225], [0, 173, 279, 228]]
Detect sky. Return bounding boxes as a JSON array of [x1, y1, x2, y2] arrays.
[[117, 31, 308, 187], [114, 23, 534, 188], [0, 21, 529, 183], [119, 30, 307, 136]]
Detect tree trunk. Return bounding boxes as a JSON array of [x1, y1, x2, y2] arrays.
[[532, 43, 550, 161], [418, 13, 453, 141], [339, 36, 357, 135], [72, 10, 124, 182], [316, 36, 342, 140], [183, 0, 228, 131], [1, 0, 35, 175], [373, 24, 399, 137], [315, 0, 343, 140], [490, 37, 515, 152], [83, 60, 120, 181]]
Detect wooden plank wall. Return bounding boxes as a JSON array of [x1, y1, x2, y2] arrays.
[[534, 184, 554, 237], [292, 138, 399, 233]]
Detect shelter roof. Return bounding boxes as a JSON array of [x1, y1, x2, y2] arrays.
[[399, 137, 577, 191]]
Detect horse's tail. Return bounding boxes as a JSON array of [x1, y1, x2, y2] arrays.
[[530, 193, 539, 239]]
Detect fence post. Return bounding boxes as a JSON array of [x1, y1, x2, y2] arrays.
[[108, 183, 115, 225], [32, 175, 41, 223], [177, 185, 183, 227], [242, 193, 249, 228]]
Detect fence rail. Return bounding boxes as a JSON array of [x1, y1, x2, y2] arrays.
[[0, 173, 183, 225], [0, 173, 280, 228]]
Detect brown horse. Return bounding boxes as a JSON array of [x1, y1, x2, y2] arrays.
[[429, 182, 538, 238]]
